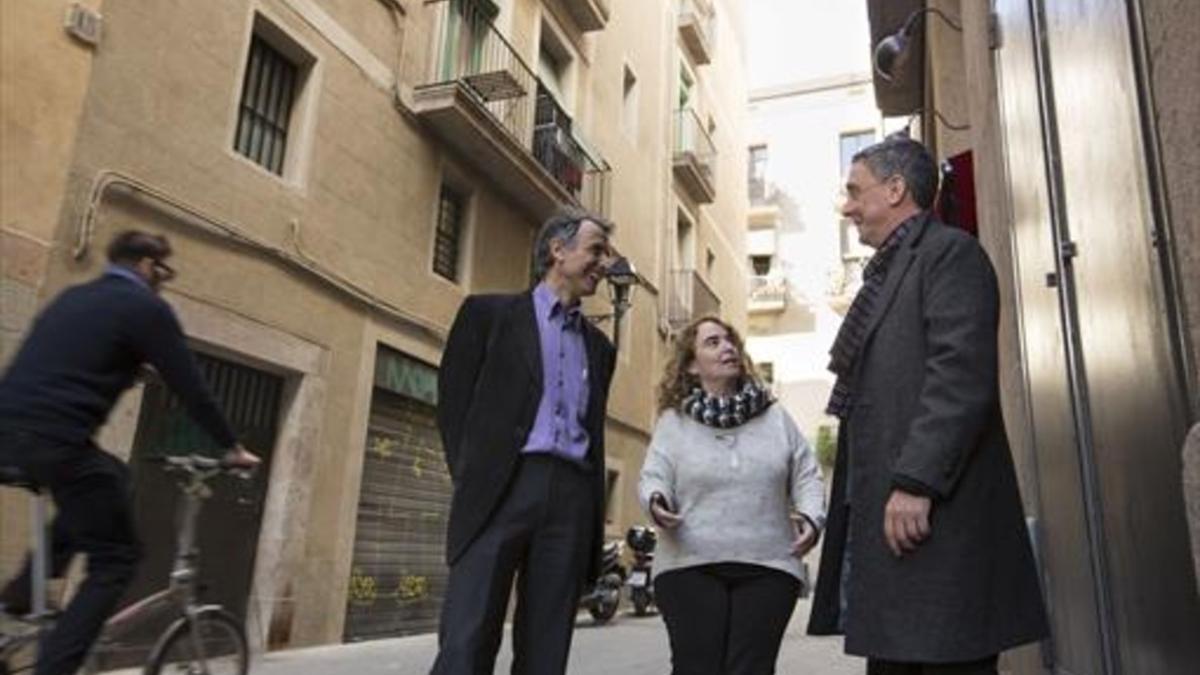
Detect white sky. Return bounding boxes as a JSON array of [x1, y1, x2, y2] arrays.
[[745, 0, 873, 89]]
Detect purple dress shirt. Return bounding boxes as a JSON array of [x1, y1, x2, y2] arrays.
[[522, 283, 590, 462]]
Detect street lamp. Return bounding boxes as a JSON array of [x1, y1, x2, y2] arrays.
[[872, 7, 962, 83], [604, 256, 640, 351]]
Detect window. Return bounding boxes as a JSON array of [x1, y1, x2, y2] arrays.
[[538, 48, 566, 103], [839, 130, 876, 176], [604, 468, 620, 524], [433, 185, 466, 282], [235, 37, 299, 174], [750, 255, 772, 276], [621, 64, 639, 140], [440, 0, 497, 80], [678, 61, 695, 109], [538, 21, 573, 109], [748, 144, 768, 203], [839, 130, 877, 261], [676, 212, 694, 270], [757, 362, 775, 389]]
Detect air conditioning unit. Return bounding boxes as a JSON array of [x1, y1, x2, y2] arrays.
[[64, 3, 102, 47]]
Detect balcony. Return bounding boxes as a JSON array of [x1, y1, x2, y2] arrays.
[[561, 0, 610, 32], [748, 275, 787, 314], [678, 0, 715, 65], [667, 268, 722, 328], [746, 226, 776, 258], [673, 108, 716, 204], [414, 0, 610, 220], [747, 178, 781, 225]]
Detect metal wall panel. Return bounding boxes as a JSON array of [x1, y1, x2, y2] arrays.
[[1042, 1, 1200, 672], [993, 1, 1104, 671]]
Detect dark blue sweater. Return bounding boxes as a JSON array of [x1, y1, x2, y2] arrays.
[[0, 273, 237, 448]]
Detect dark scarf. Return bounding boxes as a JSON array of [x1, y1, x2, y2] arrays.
[[825, 213, 921, 419], [682, 381, 774, 429]]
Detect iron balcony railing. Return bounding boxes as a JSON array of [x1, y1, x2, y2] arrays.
[[675, 107, 717, 183], [425, 0, 609, 213], [533, 86, 610, 211], [748, 275, 788, 308], [749, 177, 779, 208]]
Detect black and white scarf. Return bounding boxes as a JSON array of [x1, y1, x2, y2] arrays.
[[825, 213, 921, 419], [682, 381, 774, 429]]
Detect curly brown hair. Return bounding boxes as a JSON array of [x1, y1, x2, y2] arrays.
[[657, 315, 763, 414]]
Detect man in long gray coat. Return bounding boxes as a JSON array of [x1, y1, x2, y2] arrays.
[[809, 136, 1049, 674]]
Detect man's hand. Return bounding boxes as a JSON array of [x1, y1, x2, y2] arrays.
[[221, 444, 262, 470], [650, 493, 684, 529], [883, 489, 932, 557], [790, 516, 819, 558]]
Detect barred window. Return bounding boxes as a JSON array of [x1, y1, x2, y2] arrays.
[[839, 129, 875, 176], [433, 186, 466, 282], [235, 36, 298, 175]]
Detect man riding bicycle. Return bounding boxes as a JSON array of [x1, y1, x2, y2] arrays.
[[0, 230, 259, 675]]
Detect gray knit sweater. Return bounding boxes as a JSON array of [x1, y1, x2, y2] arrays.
[[638, 404, 826, 582]]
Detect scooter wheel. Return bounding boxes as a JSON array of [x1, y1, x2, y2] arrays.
[[588, 578, 621, 624], [632, 590, 651, 616]]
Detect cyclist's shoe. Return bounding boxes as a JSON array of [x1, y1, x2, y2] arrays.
[[0, 603, 33, 651], [0, 619, 38, 652]]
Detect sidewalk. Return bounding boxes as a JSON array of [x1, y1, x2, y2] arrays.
[[245, 597, 862, 675]]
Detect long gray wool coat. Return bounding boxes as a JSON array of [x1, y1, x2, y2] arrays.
[[808, 214, 1050, 663]]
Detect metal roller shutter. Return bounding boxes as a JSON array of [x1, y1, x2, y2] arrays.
[[344, 350, 451, 641]]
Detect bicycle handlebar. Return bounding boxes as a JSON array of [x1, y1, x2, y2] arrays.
[[148, 454, 257, 479]]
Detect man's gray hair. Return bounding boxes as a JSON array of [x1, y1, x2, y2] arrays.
[[532, 207, 614, 280], [852, 136, 939, 209]]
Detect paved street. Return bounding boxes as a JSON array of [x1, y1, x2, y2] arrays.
[[248, 596, 863, 675]]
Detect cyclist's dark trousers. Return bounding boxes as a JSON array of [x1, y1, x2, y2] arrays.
[[0, 430, 142, 675]]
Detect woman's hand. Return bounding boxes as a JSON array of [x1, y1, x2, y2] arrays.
[[650, 492, 684, 529], [790, 515, 819, 558]]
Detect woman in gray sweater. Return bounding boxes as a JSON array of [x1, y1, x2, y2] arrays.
[[639, 316, 826, 675]]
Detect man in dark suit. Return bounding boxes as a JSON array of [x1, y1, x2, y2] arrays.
[[808, 137, 1049, 674], [0, 230, 259, 675], [431, 209, 617, 675]]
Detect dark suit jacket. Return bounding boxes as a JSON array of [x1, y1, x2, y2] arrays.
[[0, 274, 235, 448], [437, 291, 616, 581], [808, 215, 1049, 662]]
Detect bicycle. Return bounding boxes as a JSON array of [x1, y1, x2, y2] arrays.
[[0, 454, 252, 675]]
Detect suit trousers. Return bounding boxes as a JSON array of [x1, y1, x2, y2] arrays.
[[866, 656, 999, 675], [0, 430, 141, 675], [655, 562, 801, 675], [431, 453, 595, 675]]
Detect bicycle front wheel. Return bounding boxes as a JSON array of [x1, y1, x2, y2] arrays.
[[144, 608, 247, 675]]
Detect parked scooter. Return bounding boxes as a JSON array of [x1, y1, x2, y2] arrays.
[[625, 525, 657, 616], [580, 539, 626, 623]]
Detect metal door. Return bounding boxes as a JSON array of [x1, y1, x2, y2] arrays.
[[114, 353, 281, 664], [996, 0, 1200, 672], [1040, 1, 1200, 672], [993, 1, 1106, 671], [344, 388, 452, 641]]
